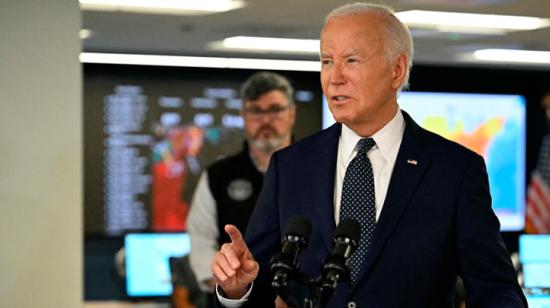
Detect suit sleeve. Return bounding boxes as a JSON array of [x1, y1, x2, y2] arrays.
[[456, 154, 527, 307]]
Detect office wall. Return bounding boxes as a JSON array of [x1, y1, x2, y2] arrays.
[[0, 1, 82, 307]]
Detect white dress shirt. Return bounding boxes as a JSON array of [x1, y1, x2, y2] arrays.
[[187, 172, 220, 291], [217, 109, 405, 306], [334, 109, 405, 223]]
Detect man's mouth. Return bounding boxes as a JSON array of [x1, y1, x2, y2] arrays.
[[254, 126, 277, 138], [332, 95, 350, 102]]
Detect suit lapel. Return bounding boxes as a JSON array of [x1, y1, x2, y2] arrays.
[[310, 123, 341, 251], [352, 112, 432, 290]]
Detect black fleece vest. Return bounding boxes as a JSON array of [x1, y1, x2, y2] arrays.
[[207, 146, 263, 247]]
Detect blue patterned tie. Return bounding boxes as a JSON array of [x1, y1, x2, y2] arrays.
[[339, 138, 377, 284]]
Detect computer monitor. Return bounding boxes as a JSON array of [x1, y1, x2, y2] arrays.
[[519, 235, 550, 288], [125, 232, 191, 297], [520, 234, 550, 307], [526, 295, 550, 308], [323, 92, 527, 231]]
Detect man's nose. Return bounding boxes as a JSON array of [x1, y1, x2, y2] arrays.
[[330, 63, 345, 85], [258, 112, 274, 123]]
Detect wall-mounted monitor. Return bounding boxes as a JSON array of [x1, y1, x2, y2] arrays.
[[84, 64, 322, 236], [125, 232, 191, 297], [323, 92, 526, 231]]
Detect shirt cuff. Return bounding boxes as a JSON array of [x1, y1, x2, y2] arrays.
[[216, 283, 253, 307]]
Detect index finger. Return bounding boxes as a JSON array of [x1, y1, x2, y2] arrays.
[[225, 224, 246, 250]]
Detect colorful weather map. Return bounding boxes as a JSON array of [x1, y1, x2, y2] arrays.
[[399, 92, 526, 231]]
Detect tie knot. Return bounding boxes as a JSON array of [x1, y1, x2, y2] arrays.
[[357, 138, 376, 153]]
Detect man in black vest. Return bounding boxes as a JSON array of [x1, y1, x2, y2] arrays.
[[187, 71, 296, 302]]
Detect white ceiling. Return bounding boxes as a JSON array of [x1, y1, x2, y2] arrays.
[[81, 0, 550, 67]]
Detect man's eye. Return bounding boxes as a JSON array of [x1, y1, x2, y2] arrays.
[[347, 58, 359, 63], [269, 106, 284, 113], [321, 59, 332, 65]]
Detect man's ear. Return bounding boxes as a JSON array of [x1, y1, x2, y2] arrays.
[[391, 54, 408, 90]]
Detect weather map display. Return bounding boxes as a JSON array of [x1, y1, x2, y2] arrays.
[[323, 92, 526, 231], [400, 92, 526, 231]]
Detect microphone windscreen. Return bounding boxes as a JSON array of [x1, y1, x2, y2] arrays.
[[335, 219, 360, 243], [284, 216, 312, 241]]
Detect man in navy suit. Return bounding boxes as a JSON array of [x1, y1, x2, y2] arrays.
[[210, 3, 527, 307]]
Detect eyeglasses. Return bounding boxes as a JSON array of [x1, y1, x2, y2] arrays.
[[244, 105, 290, 119]]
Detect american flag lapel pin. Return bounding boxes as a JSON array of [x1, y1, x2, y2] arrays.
[[406, 159, 418, 166]]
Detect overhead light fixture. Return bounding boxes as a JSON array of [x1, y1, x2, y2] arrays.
[[396, 10, 550, 34], [79, 29, 94, 39], [473, 49, 550, 64], [79, 0, 245, 15], [210, 36, 320, 54], [79, 52, 321, 71]]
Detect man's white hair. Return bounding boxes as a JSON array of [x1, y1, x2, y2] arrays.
[[324, 2, 414, 92]]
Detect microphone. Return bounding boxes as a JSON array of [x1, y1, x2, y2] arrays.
[[270, 216, 312, 305], [319, 219, 360, 305]]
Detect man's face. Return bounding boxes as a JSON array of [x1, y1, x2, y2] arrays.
[[320, 14, 405, 135], [243, 89, 295, 152]]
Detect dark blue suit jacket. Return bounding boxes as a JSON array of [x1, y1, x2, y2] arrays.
[[238, 111, 526, 307]]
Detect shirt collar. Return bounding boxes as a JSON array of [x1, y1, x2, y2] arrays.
[[341, 108, 405, 162]]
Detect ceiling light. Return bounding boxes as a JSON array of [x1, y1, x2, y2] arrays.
[[79, 53, 321, 71], [396, 10, 550, 34], [79, 0, 245, 15], [211, 36, 320, 54], [79, 29, 94, 39], [473, 49, 550, 64]]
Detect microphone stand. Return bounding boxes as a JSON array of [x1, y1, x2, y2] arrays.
[[284, 268, 349, 308], [296, 273, 318, 308]]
